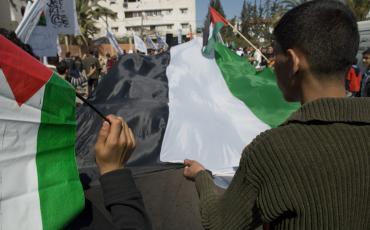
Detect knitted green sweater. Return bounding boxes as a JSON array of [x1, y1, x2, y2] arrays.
[[195, 98, 370, 230]]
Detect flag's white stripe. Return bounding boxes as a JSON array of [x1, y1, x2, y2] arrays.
[[161, 38, 269, 174], [0, 70, 43, 230]]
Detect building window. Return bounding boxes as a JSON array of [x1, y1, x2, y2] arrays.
[[167, 25, 173, 29], [180, 8, 188, 14], [126, 26, 140, 32], [109, 0, 116, 5], [111, 27, 119, 32], [181, 23, 189, 29], [126, 0, 139, 2], [125, 11, 142, 18], [145, 10, 162, 17], [162, 9, 172, 15]]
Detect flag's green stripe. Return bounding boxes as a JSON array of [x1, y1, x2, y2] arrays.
[[214, 43, 299, 127], [36, 74, 84, 229]]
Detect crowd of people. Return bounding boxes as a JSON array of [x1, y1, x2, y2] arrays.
[[56, 51, 119, 103], [345, 48, 370, 97], [232, 45, 275, 69], [231, 43, 370, 98], [55, 47, 167, 104]]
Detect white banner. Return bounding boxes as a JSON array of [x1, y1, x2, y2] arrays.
[[146, 37, 158, 50], [107, 31, 123, 55], [156, 33, 168, 49], [178, 29, 182, 44], [133, 34, 148, 55], [28, 26, 58, 57], [15, 0, 47, 43], [45, 0, 80, 35]]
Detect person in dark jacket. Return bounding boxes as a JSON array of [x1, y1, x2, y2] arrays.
[[183, 1, 370, 230], [361, 48, 370, 97], [67, 115, 152, 230], [83, 50, 101, 96]]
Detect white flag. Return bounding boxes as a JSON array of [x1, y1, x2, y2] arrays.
[[156, 33, 168, 49], [28, 26, 58, 57], [107, 31, 124, 55], [133, 34, 148, 55], [146, 37, 158, 50], [178, 29, 182, 44], [23, 1, 33, 19], [45, 0, 80, 35], [15, 0, 47, 43]]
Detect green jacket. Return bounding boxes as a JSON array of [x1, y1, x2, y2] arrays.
[[195, 97, 370, 230]]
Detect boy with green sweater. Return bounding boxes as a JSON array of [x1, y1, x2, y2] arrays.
[[183, 1, 370, 229]]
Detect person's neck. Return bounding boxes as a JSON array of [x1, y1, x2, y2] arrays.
[[300, 74, 346, 105]]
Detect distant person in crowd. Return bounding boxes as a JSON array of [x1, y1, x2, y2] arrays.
[[361, 48, 370, 97], [83, 50, 101, 96], [99, 54, 108, 76], [250, 48, 262, 69], [183, 1, 370, 229], [345, 60, 362, 97], [106, 53, 117, 73], [63, 52, 74, 82], [56, 60, 68, 81], [0, 28, 35, 57], [236, 47, 244, 56], [67, 115, 153, 229], [266, 46, 276, 67], [260, 47, 270, 68]]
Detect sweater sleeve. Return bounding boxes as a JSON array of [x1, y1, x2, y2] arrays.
[[99, 169, 153, 230], [195, 149, 262, 230]]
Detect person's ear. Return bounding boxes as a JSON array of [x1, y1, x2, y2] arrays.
[[286, 49, 300, 75]]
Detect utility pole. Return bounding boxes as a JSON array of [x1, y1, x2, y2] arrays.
[[140, 13, 144, 37]]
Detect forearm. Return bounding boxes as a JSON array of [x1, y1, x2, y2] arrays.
[[194, 161, 261, 230], [100, 169, 152, 230]]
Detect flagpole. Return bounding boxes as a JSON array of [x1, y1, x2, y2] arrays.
[[226, 22, 269, 63], [76, 93, 111, 125]]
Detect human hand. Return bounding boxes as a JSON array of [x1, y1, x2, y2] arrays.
[[183, 159, 205, 179], [95, 115, 136, 175], [89, 65, 96, 75]]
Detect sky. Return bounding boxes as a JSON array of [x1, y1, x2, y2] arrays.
[[196, 0, 245, 28]]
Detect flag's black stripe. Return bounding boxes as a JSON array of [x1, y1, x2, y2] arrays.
[[76, 52, 174, 181]]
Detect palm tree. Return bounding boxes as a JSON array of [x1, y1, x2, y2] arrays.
[[279, 0, 310, 9], [75, 0, 117, 46], [345, 0, 370, 21], [280, 0, 370, 21]]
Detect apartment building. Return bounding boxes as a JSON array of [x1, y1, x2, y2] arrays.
[[0, 0, 27, 30], [96, 0, 196, 39]]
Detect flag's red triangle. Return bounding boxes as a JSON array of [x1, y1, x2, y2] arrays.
[[209, 7, 228, 26], [0, 35, 52, 106]]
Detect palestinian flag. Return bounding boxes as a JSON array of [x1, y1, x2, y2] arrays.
[[203, 7, 228, 57], [77, 38, 299, 181], [0, 35, 84, 229]]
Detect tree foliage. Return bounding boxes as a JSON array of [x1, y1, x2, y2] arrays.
[[75, 0, 117, 46], [345, 0, 370, 21], [235, 0, 283, 47], [280, 0, 370, 21]]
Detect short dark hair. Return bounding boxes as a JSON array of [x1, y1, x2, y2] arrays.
[[66, 52, 71, 58], [56, 60, 67, 75], [273, 0, 359, 77], [0, 28, 36, 58], [363, 48, 370, 56]]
